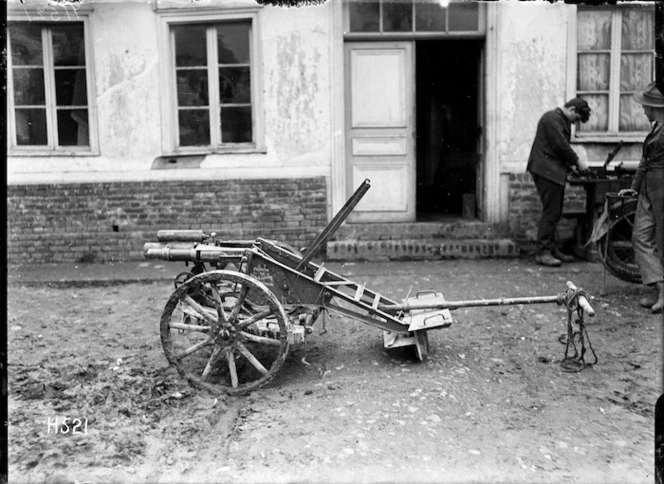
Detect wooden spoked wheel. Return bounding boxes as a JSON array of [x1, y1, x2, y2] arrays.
[[160, 270, 290, 395]]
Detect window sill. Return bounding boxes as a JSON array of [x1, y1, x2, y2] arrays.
[[165, 146, 268, 156], [8, 149, 100, 157], [572, 134, 646, 144]]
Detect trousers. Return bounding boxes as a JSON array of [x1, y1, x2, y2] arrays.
[[532, 173, 565, 253], [632, 169, 664, 286]]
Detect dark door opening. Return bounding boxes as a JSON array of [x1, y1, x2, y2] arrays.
[[416, 40, 483, 220]]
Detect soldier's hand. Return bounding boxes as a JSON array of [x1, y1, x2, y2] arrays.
[[576, 159, 590, 173]]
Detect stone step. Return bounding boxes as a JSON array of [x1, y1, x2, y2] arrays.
[[331, 220, 507, 241], [326, 238, 519, 262]]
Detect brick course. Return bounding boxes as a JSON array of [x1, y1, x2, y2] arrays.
[[508, 173, 585, 244], [7, 177, 328, 265]]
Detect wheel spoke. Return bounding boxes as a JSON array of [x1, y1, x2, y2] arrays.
[[235, 341, 269, 375], [169, 322, 210, 333], [225, 347, 239, 388], [209, 285, 229, 326], [175, 337, 213, 360], [237, 308, 274, 330], [229, 284, 250, 322], [239, 330, 282, 346], [201, 345, 223, 381], [183, 296, 218, 325]]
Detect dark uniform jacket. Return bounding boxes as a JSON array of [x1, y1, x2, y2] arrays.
[[631, 121, 664, 193], [527, 108, 581, 185]]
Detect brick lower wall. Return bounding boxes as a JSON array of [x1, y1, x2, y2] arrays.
[[508, 173, 585, 246], [7, 177, 328, 265]]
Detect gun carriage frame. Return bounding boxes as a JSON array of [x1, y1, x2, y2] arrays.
[[145, 180, 596, 395]]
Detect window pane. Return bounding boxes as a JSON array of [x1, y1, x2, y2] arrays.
[[219, 67, 251, 103], [13, 68, 46, 105], [176, 70, 209, 106], [349, 1, 380, 32], [577, 10, 611, 50], [577, 53, 610, 91], [415, 1, 446, 32], [9, 24, 43, 66], [577, 94, 608, 132], [179, 109, 210, 146], [174, 25, 207, 67], [383, 1, 412, 32], [448, 1, 479, 32], [622, 8, 653, 51], [217, 23, 250, 64], [15, 108, 47, 145], [52, 25, 85, 66], [57, 109, 89, 146], [619, 94, 650, 131], [620, 53, 653, 91], [55, 68, 87, 106], [221, 106, 252, 143]]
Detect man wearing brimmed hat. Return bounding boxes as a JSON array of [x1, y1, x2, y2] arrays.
[[527, 97, 591, 267], [618, 81, 664, 314]]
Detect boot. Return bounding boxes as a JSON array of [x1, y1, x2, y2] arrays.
[[651, 281, 664, 314], [552, 247, 574, 263], [535, 250, 561, 267]]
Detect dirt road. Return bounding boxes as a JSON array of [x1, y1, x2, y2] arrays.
[[7, 259, 661, 483]]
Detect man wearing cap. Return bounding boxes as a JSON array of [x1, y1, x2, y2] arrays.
[[618, 81, 664, 314], [527, 98, 591, 267]]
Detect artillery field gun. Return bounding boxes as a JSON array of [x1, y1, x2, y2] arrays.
[[145, 180, 596, 395]]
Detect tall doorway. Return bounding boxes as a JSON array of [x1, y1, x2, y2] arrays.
[[416, 40, 483, 219]]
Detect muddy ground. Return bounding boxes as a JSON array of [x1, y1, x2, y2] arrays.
[[6, 258, 663, 483]]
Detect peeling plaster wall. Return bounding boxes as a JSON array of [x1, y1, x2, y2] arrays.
[[260, 4, 332, 166], [7, 0, 333, 184], [496, 2, 572, 173], [93, 3, 162, 162]]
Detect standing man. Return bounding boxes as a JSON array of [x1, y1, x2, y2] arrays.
[[527, 98, 591, 267], [618, 81, 664, 314]]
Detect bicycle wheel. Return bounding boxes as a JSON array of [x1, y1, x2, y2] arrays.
[[596, 207, 642, 284]]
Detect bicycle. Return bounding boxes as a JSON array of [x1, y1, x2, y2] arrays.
[[590, 192, 641, 285]]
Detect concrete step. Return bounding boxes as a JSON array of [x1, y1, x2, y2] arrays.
[[326, 238, 519, 262], [331, 220, 507, 241]]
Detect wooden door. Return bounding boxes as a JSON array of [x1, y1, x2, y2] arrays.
[[345, 42, 415, 223]]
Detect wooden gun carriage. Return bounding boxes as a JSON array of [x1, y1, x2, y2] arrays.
[[145, 180, 596, 395]]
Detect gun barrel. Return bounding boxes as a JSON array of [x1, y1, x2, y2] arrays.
[[157, 230, 206, 243], [143, 243, 247, 262]]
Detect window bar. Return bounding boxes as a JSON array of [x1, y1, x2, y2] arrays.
[[83, 20, 94, 150], [7, 28, 17, 148], [43, 26, 57, 148], [411, 0, 416, 33], [171, 28, 180, 146], [411, 0, 415, 33], [445, 1, 450, 33], [608, 10, 622, 134], [249, 22, 256, 144], [208, 26, 221, 146], [379, 0, 384, 33]]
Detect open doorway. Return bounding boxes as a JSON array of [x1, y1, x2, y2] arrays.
[[416, 40, 483, 220]]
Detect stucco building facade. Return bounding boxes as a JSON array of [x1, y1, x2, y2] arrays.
[[7, 0, 656, 263]]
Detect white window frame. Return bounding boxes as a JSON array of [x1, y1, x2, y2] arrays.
[[157, 8, 265, 155], [567, 4, 656, 143], [7, 6, 99, 156], [343, 0, 486, 39]]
